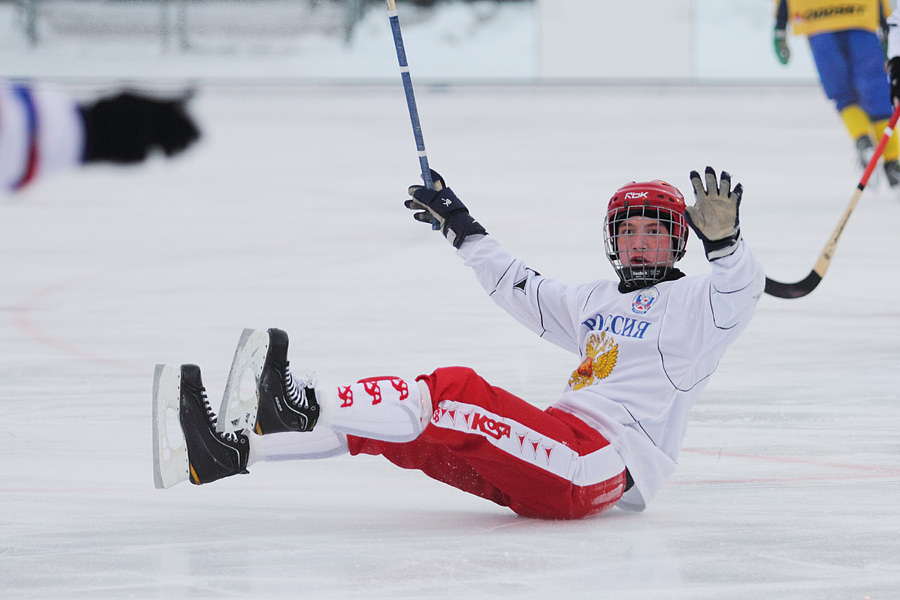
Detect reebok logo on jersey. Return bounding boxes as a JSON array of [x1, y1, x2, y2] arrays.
[[624, 192, 648, 200], [513, 267, 541, 294]]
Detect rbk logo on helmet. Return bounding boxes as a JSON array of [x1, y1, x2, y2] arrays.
[[624, 192, 649, 200]]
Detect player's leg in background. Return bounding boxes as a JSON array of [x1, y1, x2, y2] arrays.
[[808, 31, 875, 168], [349, 367, 628, 520], [845, 28, 900, 187]]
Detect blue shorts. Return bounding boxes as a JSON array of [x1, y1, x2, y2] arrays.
[[808, 29, 892, 121]]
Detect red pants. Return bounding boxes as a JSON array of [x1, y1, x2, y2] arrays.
[[347, 367, 627, 520]]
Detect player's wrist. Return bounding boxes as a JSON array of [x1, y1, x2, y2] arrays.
[[700, 229, 741, 261]]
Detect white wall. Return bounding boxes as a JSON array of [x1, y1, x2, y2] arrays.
[[538, 0, 693, 79], [538, 0, 818, 81], [0, 0, 826, 82]]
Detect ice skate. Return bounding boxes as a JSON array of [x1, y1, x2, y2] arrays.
[[152, 363, 249, 489], [855, 135, 881, 188], [883, 160, 900, 190], [855, 134, 875, 169], [218, 328, 319, 435]]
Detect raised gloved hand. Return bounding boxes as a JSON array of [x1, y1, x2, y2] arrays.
[[773, 28, 790, 65], [889, 57, 900, 106], [79, 91, 200, 164], [405, 170, 486, 248], [685, 167, 742, 261]]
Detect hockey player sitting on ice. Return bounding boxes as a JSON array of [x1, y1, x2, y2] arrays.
[[152, 167, 764, 518], [0, 81, 199, 192]]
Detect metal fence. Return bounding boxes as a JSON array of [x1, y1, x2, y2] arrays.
[[12, 0, 524, 49]]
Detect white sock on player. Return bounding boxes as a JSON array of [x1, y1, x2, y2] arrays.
[[247, 428, 349, 465]]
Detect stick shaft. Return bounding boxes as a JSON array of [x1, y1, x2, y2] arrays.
[[812, 103, 900, 276], [386, 0, 433, 191]]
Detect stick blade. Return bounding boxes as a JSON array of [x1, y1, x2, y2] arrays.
[[764, 272, 822, 299]]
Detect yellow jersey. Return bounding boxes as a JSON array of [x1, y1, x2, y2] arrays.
[[779, 0, 892, 36]]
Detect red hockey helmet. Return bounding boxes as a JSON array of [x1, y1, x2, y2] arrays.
[[603, 180, 689, 287]]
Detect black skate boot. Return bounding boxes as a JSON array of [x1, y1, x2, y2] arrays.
[[180, 364, 249, 485], [254, 328, 319, 435], [883, 160, 900, 188]]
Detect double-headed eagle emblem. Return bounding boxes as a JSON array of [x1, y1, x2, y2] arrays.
[[568, 331, 618, 390]]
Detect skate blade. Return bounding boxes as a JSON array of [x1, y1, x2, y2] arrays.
[[152, 364, 190, 489], [217, 328, 270, 433]]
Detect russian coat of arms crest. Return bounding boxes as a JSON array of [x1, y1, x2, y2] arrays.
[[568, 331, 618, 390]]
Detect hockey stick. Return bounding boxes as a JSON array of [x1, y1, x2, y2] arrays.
[[764, 103, 900, 299], [385, 0, 439, 228]]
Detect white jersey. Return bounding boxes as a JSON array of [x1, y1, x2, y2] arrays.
[[457, 234, 765, 511], [0, 82, 84, 191]]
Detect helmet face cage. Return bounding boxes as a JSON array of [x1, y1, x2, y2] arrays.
[[603, 181, 688, 288]]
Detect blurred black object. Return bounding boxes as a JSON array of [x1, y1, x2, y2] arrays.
[[80, 91, 200, 164]]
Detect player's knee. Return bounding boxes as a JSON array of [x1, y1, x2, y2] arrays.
[[432, 365, 478, 379], [417, 366, 487, 409], [428, 366, 484, 391]]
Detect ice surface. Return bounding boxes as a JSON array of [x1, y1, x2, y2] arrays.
[[0, 1, 899, 598], [1, 81, 898, 599]]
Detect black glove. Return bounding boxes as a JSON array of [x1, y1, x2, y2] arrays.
[[79, 91, 200, 164], [889, 57, 900, 106], [685, 167, 742, 261], [405, 170, 486, 248]]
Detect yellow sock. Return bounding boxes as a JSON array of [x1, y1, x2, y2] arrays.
[[840, 105, 872, 141], [872, 118, 900, 163]]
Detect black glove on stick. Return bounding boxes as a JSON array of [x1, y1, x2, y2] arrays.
[[405, 169, 486, 248]]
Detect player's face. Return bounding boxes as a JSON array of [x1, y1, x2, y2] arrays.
[[617, 217, 675, 267]]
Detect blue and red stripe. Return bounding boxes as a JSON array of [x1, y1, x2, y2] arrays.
[[11, 85, 40, 190]]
